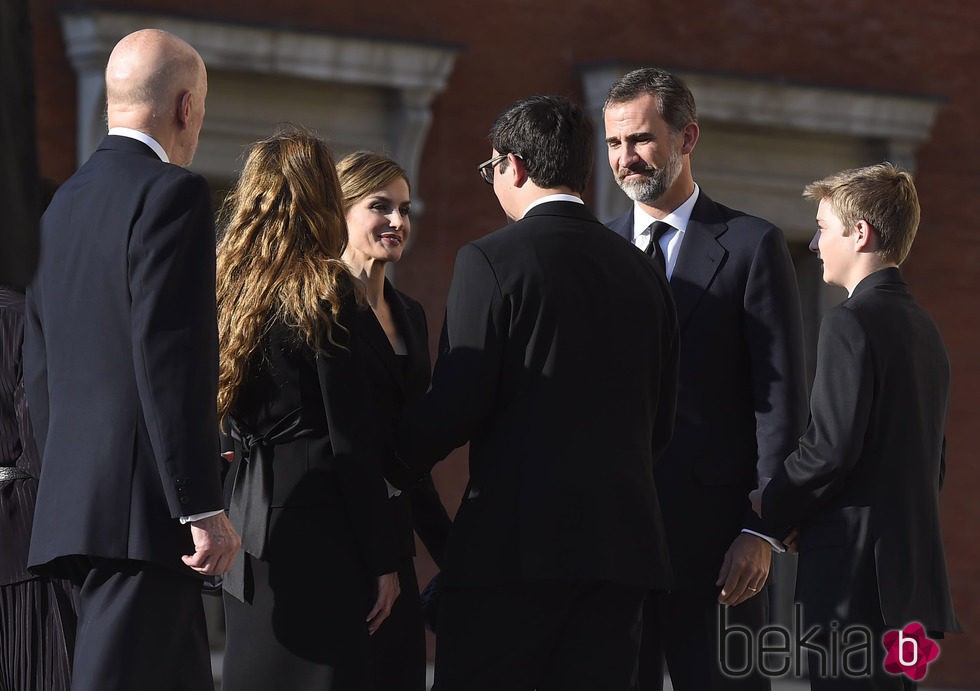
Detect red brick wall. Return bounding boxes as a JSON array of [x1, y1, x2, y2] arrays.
[[28, 1, 980, 685]]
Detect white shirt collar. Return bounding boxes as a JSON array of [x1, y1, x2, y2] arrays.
[[632, 183, 700, 238], [522, 193, 584, 218], [631, 184, 700, 280], [107, 127, 169, 163]]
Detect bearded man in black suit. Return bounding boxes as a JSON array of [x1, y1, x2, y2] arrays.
[[24, 29, 240, 691], [398, 94, 679, 691], [604, 67, 809, 691], [752, 163, 961, 690]]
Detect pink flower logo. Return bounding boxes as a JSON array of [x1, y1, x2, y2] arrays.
[[882, 622, 940, 681]]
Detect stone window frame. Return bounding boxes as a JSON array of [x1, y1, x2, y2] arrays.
[[59, 9, 459, 215]]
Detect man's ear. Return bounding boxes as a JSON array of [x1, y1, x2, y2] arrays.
[[176, 90, 193, 128], [853, 220, 875, 251], [509, 153, 530, 188], [681, 122, 699, 155]]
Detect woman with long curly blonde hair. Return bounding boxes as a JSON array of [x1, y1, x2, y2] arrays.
[[216, 128, 400, 691]]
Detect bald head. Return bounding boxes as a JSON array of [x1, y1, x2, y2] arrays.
[[105, 29, 208, 165]]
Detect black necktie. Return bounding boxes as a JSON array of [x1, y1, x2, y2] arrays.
[[644, 221, 672, 273]]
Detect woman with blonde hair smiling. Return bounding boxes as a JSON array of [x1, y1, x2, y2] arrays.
[[337, 151, 452, 691], [216, 128, 399, 690]]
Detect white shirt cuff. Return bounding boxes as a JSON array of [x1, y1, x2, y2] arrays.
[[742, 528, 786, 553], [179, 509, 225, 524]]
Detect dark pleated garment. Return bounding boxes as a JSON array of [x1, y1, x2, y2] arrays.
[[0, 285, 75, 691], [0, 578, 75, 691], [1, 285, 40, 585]]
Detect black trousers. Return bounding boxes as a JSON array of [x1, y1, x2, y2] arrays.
[[433, 579, 646, 691], [639, 586, 771, 691], [799, 547, 919, 691], [64, 557, 212, 691]]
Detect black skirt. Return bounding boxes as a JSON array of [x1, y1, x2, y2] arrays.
[[0, 576, 76, 691], [222, 549, 378, 691]]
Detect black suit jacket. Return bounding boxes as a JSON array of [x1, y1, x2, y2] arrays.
[[608, 191, 807, 589], [354, 280, 452, 565], [23, 135, 224, 576], [761, 268, 960, 633], [399, 200, 678, 589], [223, 290, 399, 602]]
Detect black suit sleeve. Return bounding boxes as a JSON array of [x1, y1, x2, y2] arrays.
[[397, 242, 505, 468], [742, 225, 808, 534], [318, 319, 399, 577], [745, 225, 808, 480], [761, 307, 872, 538], [127, 172, 222, 518], [410, 476, 452, 568]]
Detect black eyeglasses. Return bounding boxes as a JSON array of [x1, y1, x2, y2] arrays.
[[477, 153, 522, 184]]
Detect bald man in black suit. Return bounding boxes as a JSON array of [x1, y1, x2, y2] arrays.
[[24, 29, 240, 691]]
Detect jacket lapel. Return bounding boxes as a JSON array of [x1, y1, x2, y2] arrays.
[[669, 193, 727, 332], [607, 208, 634, 243], [356, 300, 406, 395], [386, 281, 430, 397]]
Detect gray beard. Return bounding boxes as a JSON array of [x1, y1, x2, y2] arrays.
[[615, 149, 682, 204], [618, 172, 669, 203]]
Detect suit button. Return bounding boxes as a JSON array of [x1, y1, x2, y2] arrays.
[[179, 496, 190, 505]]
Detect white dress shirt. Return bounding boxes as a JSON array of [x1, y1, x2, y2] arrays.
[[631, 184, 699, 280]]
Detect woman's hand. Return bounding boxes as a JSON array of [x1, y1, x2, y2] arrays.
[[366, 571, 400, 634]]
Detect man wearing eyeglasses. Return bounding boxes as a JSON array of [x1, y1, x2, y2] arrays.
[[397, 94, 680, 690]]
